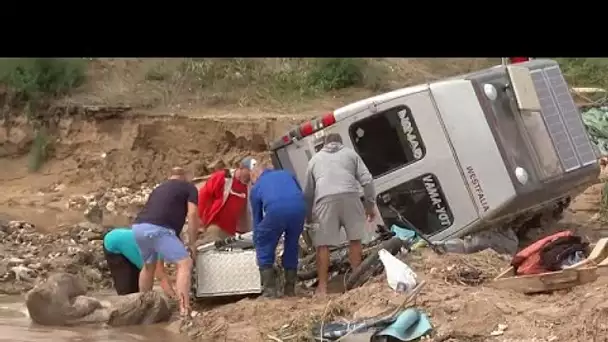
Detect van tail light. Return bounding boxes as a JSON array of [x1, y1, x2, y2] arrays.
[[321, 112, 336, 126], [509, 57, 530, 64], [281, 135, 290, 143], [299, 122, 314, 137], [299, 112, 336, 137]]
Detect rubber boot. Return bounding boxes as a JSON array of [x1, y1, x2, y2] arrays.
[[284, 269, 297, 297], [259, 267, 278, 298]]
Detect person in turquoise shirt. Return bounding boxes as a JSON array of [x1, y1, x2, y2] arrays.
[[103, 228, 175, 297]]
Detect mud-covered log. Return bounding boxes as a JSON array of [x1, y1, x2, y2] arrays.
[[25, 273, 102, 326], [107, 291, 172, 326], [25, 272, 172, 327]]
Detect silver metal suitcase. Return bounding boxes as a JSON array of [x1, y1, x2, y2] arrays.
[[193, 235, 262, 298]]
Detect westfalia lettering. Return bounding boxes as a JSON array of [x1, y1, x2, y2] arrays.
[[397, 109, 423, 160], [466, 166, 490, 212], [422, 175, 451, 227]]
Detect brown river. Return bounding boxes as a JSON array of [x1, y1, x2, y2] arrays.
[[0, 294, 190, 342]]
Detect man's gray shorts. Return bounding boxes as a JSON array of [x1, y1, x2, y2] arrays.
[[312, 193, 366, 247]]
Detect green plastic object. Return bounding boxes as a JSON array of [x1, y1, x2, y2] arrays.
[[582, 107, 608, 156]]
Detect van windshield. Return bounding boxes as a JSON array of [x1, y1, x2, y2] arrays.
[[349, 105, 426, 178]]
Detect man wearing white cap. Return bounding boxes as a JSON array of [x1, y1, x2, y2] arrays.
[[197, 157, 255, 243]]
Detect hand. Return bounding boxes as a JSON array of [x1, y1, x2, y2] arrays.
[[365, 208, 376, 222], [187, 244, 196, 260]]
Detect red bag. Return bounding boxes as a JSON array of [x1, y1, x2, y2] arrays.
[[511, 230, 573, 276]]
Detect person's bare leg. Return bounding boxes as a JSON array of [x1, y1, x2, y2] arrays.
[[348, 240, 363, 270], [139, 263, 156, 292], [175, 257, 193, 316], [155, 261, 176, 299], [315, 245, 330, 296]]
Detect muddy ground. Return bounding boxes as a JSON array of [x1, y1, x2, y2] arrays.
[[1, 59, 608, 341], [0, 173, 605, 342], [179, 248, 608, 342], [177, 185, 608, 342]]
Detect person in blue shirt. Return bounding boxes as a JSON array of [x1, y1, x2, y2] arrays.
[[249, 163, 307, 298], [103, 228, 175, 297]]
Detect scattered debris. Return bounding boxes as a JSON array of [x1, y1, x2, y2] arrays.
[[412, 249, 508, 286], [490, 323, 508, 336], [0, 220, 111, 294], [69, 185, 156, 218]]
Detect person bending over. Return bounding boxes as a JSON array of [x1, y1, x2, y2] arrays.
[[249, 163, 306, 298], [131, 167, 199, 316], [303, 133, 376, 296], [197, 157, 255, 244], [103, 228, 175, 298]]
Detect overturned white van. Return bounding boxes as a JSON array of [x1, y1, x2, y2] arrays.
[[269, 59, 600, 242]]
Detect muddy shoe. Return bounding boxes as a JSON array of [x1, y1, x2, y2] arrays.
[[284, 269, 297, 297], [259, 267, 278, 298]]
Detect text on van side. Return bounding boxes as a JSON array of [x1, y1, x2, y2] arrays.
[[466, 166, 490, 212], [398, 109, 423, 160], [422, 175, 452, 227]]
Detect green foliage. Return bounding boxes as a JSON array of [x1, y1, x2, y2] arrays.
[[306, 58, 366, 91], [176, 58, 384, 104], [557, 58, 608, 91], [0, 59, 86, 172], [0, 58, 87, 102]]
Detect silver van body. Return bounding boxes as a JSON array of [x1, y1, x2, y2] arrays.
[[269, 59, 600, 242]]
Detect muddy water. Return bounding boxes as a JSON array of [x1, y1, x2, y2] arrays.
[[0, 295, 189, 342]]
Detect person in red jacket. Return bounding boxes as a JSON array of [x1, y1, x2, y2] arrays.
[[198, 157, 255, 243]]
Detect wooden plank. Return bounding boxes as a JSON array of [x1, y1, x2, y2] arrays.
[[492, 267, 598, 294], [597, 265, 608, 277], [493, 240, 608, 294], [494, 266, 516, 280], [599, 257, 608, 267]]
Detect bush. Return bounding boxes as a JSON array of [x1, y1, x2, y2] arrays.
[[557, 58, 608, 90], [307, 58, 366, 91], [0, 58, 87, 102]]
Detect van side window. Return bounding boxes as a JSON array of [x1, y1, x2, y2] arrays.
[[349, 105, 425, 178], [378, 173, 453, 235]]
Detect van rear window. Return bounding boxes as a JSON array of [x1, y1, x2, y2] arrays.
[[349, 105, 425, 178]]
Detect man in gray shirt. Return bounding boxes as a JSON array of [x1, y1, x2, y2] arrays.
[[303, 133, 377, 296]]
